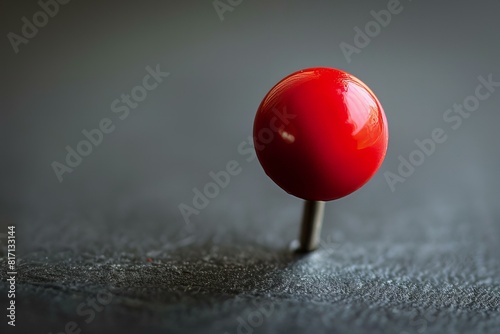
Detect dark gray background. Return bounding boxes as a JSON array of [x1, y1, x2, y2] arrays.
[[1, 1, 499, 333]]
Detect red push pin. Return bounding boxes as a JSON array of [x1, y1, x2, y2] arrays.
[[253, 67, 388, 252]]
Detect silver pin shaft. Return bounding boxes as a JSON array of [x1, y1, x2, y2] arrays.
[[298, 200, 325, 252]]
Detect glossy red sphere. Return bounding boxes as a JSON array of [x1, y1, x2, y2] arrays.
[[253, 67, 388, 201]]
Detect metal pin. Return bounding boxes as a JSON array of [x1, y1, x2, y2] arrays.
[[298, 200, 325, 252]]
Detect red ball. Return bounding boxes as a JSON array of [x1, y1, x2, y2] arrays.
[[253, 67, 388, 201]]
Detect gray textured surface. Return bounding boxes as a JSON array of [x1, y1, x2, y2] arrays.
[[2, 0, 500, 333], [1, 198, 500, 334]]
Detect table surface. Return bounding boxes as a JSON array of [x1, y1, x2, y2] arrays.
[[2, 206, 500, 334], [1, 1, 500, 333]]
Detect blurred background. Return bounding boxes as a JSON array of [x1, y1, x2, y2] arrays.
[[2, 0, 499, 250], [1, 1, 499, 333]]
